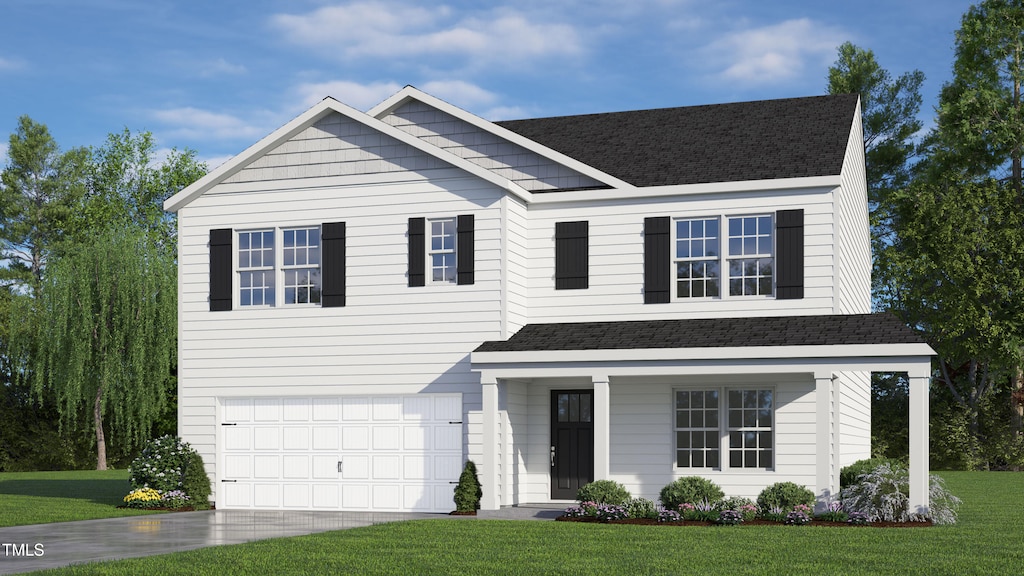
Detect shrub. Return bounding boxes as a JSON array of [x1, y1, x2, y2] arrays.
[[658, 477, 724, 510], [658, 509, 681, 523], [129, 435, 194, 493], [182, 451, 211, 509], [626, 497, 658, 520], [785, 510, 811, 525], [454, 460, 483, 512], [576, 480, 631, 506], [717, 509, 743, 525], [847, 511, 870, 525], [721, 496, 758, 522], [160, 490, 191, 510], [756, 482, 815, 513], [840, 457, 904, 488], [840, 463, 961, 525]]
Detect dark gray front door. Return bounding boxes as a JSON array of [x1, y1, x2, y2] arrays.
[[550, 390, 594, 500]]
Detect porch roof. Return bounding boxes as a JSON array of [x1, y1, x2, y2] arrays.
[[475, 313, 925, 353]]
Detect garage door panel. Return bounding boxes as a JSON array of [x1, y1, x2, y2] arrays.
[[253, 455, 280, 479], [282, 455, 309, 479], [404, 427, 428, 450], [372, 397, 401, 421], [403, 396, 432, 421], [313, 398, 339, 421], [283, 484, 310, 508], [373, 485, 400, 509], [225, 455, 252, 478], [224, 427, 251, 451], [254, 398, 280, 422], [373, 455, 401, 480], [283, 427, 309, 450], [343, 485, 369, 509], [254, 427, 279, 450], [434, 425, 461, 451], [313, 484, 339, 508], [372, 426, 400, 450], [404, 455, 429, 480], [312, 426, 339, 450], [342, 455, 369, 479], [221, 482, 252, 507], [434, 455, 462, 480], [342, 427, 369, 450], [342, 397, 370, 421], [254, 483, 280, 507], [283, 398, 311, 421], [312, 455, 339, 479], [404, 485, 430, 510], [224, 399, 253, 423]]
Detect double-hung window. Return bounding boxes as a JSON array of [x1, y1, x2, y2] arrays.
[[238, 230, 275, 307], [237, 226, 322, 307], [428, 217, 457, 284], [673, 214, 773, 299], [674, 387, 774, 470]]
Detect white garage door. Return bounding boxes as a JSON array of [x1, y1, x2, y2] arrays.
[[218, 394, 463, 513]]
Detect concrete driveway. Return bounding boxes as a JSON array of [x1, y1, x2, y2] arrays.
[[0, 505, 562, 574], [0, 509, 436, 574]]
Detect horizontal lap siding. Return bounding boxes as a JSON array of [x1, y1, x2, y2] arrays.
[[835, 111, 872, 314], [505, 196, 529, 336], [526, 191, 836, 322], [178, 167, 505, 503], [838, 371, 871, 466]]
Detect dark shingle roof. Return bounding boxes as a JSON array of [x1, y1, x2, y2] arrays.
[[474, 314, 924, 353], [495, 94, 859, 188]]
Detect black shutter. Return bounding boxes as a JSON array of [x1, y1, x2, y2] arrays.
[[555, 221, 589, 290], [409, 217, 425, 287], [776, 209, 804, 300], [321, 222, 346, 307], [457, 214, 475, 285], [209, 229, 233, 311], [643, 217, 671, 304]]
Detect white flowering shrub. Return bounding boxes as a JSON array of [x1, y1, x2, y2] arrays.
[[840, 463, 961, 525], [129, 435, 195, 493]]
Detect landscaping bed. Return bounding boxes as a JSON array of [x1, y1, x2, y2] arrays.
[[556, 516, 932, 527]]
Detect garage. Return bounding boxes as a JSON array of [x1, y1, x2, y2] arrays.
[[218, 394, 463, 513]]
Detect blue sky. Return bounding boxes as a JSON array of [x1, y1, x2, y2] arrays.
[[0, 0, 970, 169]]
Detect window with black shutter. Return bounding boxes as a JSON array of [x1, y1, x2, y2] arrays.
[[555, 221, 589, 290], [209, 228, 233, 311], [321, 222, 346, 307]]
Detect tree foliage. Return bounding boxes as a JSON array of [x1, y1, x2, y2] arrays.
[[0, 116, 89, 295], [17, 229, 177, 469]]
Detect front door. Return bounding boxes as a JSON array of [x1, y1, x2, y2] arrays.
[[550, 390, 594, 500]]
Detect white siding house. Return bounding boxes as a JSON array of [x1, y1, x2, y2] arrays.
[[165, 86, 934, 515]]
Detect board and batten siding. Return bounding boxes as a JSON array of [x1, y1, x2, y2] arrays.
[[523, 189, 837, 323], [834, 108, 872, 315], [177, 158, 507, 502]]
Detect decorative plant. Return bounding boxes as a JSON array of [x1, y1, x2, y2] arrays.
[[840, 463, 960, 525], [721, 496, 758, 522], [658, 509, 682, 523], [182, 451, 211, 509], [454, 460, 483, 512], [128, 435, 210, 508], [840, 457, 904, 488], [717, 509, 744, 525], [758, 506, 788, 523], [847, 511, 871, 525], [160, 490, 192, 510], [785, 510, 811, 525], [659, 477, 724, 510], [815, 500, 848, 522], [756, 482, 815, 513], [576, 480, 631, 506], [626, 497, 658, 520], [123, 487, 162, 509]]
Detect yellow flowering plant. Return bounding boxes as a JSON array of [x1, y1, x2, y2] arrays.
[[123, 487, 163, 509]]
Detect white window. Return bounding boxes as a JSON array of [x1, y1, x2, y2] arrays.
[[238, 230, 275, 307], [675, 387, 774, 470], [237, 226, 321, 307], [673, 214, 773, 299], [282, 227, 321, 305], [428, 218, 457, 284]]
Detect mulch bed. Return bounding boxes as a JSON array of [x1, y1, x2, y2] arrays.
[[117, 506, 215, 512], [556, 516, 932, 528], [449, 511, 477, 516]]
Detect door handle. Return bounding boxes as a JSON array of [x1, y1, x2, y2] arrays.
[[550, 446, 555, 468], [337, 460, 343, 473]]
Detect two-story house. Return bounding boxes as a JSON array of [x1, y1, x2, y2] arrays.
[[164, 86, 934, 515]]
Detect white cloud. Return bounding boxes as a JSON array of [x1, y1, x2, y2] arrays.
[[199, 154, 234, 170], [294, 80, 404, 110], [270, 2, 582, 68], [0, 56, 24, 71], [0, 142, 8, 164], [420, 80, 496, 108], [150, 107, 270, 140], [704, 18, 845, 85], [197, 58, 247, 78], [480, 105, 528, 121]]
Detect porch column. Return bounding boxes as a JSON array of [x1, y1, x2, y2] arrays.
[[593, 375, 610, 481], [909, 370, 930, 515], [815, 373, 838, 502], [481, 375, 500, 511]]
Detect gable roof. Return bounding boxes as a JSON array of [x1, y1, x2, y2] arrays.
[[474, 313, 923, 353], [495, 94, 860, 188]]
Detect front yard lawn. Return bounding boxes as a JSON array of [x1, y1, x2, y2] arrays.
[[0, 470, 161, 527], [25, 471, 1024, 575]]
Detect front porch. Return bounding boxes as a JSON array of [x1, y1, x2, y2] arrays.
[[470, 315, 934, 514]]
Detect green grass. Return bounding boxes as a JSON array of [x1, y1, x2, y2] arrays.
[[0, 470, 161, 527], [27, 471, 1024, 575]]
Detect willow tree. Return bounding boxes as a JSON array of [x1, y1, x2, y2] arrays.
[[19, 228, 176, 469]]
